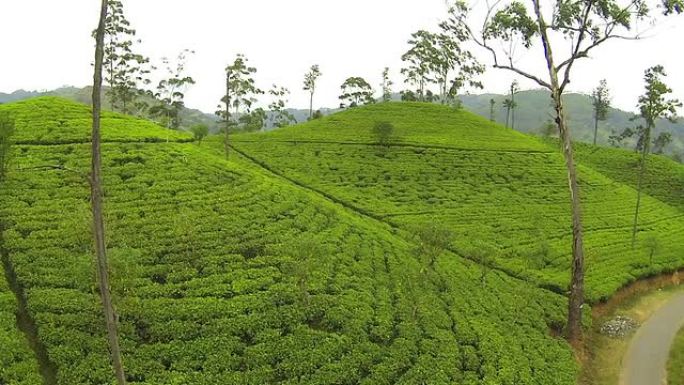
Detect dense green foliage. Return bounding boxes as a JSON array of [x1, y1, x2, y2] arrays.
[[574, 143, 684, 212], [668, 326, 684, 385], [0, 275, 42, 384], [0, 97, 579, 384], [232, 102, 684, 302], [0, 97, 192, 144]]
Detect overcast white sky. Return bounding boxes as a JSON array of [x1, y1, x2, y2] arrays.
[[0, 0, 682, 113]]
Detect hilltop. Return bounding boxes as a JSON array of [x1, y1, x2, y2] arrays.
[[230, 102, 684, 301], [0, 97, 682, 384]]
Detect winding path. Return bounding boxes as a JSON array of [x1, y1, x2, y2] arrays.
[[621, 291, 684, 385]]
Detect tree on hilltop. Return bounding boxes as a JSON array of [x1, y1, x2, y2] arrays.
[[103, 0, 150, 115], [381, 67, 394, 102], [591, 79, 611, 145], [268, 85, 297, 128], [217, 54, 263, 157], [149, 49, 195, 129], [303, 65, 322, 120], [631, 65, 681, 247], [339, 77, 375, 108], [445, 0, 683, 344]]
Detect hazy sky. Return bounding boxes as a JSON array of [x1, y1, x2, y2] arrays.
[[1, 0, 682, 113]]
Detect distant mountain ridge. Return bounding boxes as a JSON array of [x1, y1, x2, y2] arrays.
[[459, 90, 684, 158]]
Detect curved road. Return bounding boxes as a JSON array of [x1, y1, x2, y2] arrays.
[[621, 291, 684, 385]]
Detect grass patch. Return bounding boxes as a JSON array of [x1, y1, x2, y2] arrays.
[[669, 326, 684, 385]]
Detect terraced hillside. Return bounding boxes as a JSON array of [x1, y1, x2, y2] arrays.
[[574, 143, 684, 212], [0, 98, 577, 384], [230, 102, 684, 302]]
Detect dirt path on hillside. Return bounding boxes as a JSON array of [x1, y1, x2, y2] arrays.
[[621, 291, 684, 385]]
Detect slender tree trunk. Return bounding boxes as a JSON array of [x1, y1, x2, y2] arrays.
[[505, 107, 511, 128], [511, 93, 516, 131], [309, 91, 314, 120], [555, 93, 585, 345], [92, 1, 126, 384], [592, 115, 597, 145], [532, 0, 585, 345], [631, 124, 652, 248], [224, 72, 230, 158]]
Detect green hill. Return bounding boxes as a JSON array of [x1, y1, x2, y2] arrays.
[[0, 97, 578, 384], [0, 97, 191, 144], [230, 102, 684, 302], [0, 87, 220, 132]]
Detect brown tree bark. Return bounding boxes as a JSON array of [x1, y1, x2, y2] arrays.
[[631, 124, 652, 248], [92, 1, 127, 383], [224, 71, 231, 158], [532, 0, 585, 345], [309, 91, 314, 120]]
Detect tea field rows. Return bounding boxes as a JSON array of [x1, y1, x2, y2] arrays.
[[0, 99, 578, 385], [230, 103, 684, 302]]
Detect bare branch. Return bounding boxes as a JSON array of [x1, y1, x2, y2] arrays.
[[459, 7, 553, 89], [559, 0, 594, 92]]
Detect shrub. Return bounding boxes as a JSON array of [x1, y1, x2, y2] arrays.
[[372, 121, 394, 148]]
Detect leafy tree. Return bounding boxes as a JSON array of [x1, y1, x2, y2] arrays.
[[401, 30, 437, 102], [373, 121, 395, 148], [0, 112, 14, 180], [339, 77, 375, 108], [503, 98, 517, 128], [540, 120, 557, 138], [218, 54, 263, 156], [91, 1, 126, 383], [268, 85, 297, 128], [608, 125, 636, 147], [400, 89, 418, 102], [509, 80, 519, 130], [190, 124, 209, 145], [239, 108, 267, 132], [150, 49, 195, 129], [303, 65, 322, 120], [311, 110, 324, 120], [446, 0, 683, 343], [591, 79, 611, 145], [103, 0, 150, 115], [652, 132, 673, 154], [489, 98, 496, 121], [434, 24, 484, 104], [413, 223, 453, 273], [631, 65, 681, 247], [381, 67, 393, 102]]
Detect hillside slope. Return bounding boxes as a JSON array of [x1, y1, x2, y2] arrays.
[[231, 102, 684, 302], [0, 98, 577, 384]]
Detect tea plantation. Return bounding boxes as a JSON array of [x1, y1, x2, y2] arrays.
[[230, 102, 684, 302], [0, 98, 578, 384]]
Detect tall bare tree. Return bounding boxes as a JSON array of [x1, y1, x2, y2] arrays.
[[631, 66, 681, 247], [591, 79, 611, 145], [303, 65, 322, 120], [92, 0, 126, 383], [446, 0, 682, 344]]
